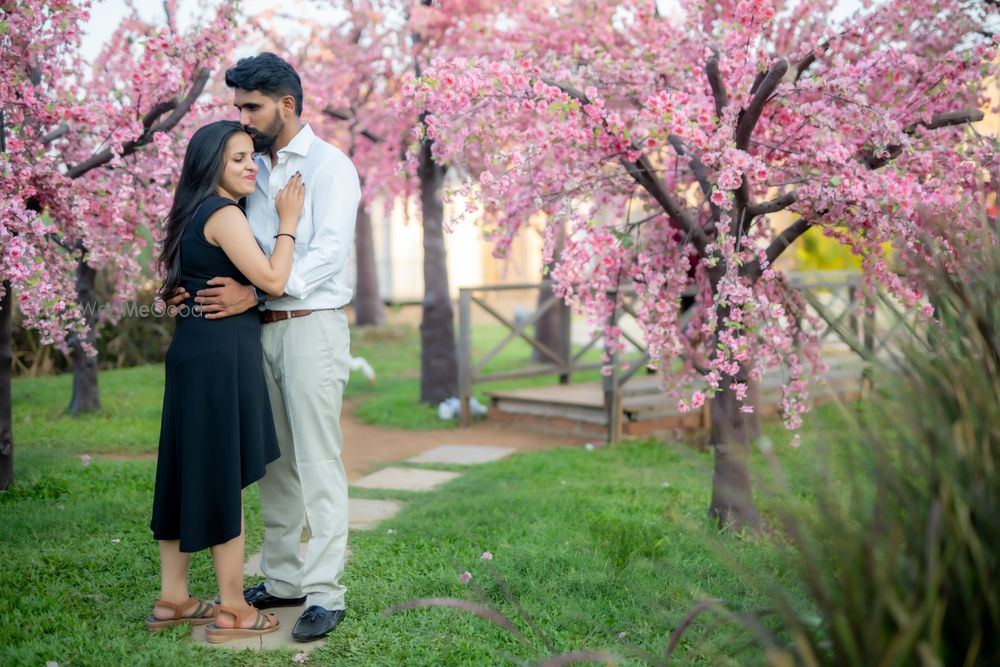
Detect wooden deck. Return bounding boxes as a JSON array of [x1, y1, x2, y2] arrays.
[[487, 355, 866, 439]]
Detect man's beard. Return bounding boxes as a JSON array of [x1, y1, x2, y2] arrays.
[[247, 112, 284, 153]]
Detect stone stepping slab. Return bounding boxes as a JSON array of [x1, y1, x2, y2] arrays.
[[352, 467, 461, 492], [350, 498, 402, 530], [406, 444, 514, 465]]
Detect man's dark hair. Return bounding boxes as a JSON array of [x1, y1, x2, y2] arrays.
[[225, 53, 303, 116]]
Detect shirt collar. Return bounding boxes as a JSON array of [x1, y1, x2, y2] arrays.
[[278, 123, 314, 158]]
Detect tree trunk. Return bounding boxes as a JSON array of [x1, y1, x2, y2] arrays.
[[353, 202, 385, 327], [68, 260, 101, 415], [0, 281, 13, 490], [708, 371, 763, 530], [532, 223, 565, 364], [532, 280, 563, 363], [417, 134, 458, 405]]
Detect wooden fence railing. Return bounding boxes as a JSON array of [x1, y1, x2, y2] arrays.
[[457, 271, 917, 434]]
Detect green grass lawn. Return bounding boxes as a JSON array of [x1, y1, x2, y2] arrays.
[[2, 323, 834, 665]]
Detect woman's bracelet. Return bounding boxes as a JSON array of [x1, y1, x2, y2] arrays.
[[274, 233, 296, 242]]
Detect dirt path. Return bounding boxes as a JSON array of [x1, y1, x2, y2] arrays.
[[99, 401, 589, 479], [340, 399, 589, 482]]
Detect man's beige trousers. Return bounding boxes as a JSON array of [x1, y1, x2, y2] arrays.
[[258, 309, 350, 610]]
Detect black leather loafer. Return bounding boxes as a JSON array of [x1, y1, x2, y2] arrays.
[[243, 582, 306, 609], [291, 605, 346, 641]]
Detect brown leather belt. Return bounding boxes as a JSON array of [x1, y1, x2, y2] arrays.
[[259, 308, 340, 324]]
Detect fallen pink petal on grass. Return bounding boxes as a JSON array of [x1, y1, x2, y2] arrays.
[[480, 551, 493, 561], [459, 571, 472, 583]]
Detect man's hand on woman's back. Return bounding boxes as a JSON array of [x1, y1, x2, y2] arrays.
[[195, 276, 258, 320]]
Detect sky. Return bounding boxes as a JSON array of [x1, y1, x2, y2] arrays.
[[78, 0, 867, 63]]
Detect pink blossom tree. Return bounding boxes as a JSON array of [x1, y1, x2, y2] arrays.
[[409, 0, 999, 527], [0, 0, 238, 488]]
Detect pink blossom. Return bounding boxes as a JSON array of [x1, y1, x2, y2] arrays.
[[690, 391, 705, 409], [459, 571, 473, 583], [480, 551, 493, 561]]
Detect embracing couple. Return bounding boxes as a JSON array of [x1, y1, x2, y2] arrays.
[[144, 53, 359, 644]]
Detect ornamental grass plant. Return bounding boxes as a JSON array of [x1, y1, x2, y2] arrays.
[[675, 222, 1000, 666]]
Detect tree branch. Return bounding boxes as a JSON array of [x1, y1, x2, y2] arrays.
[[65, 68, 209, 179], [41, 123, 69, 144], [744, 216, 814, 282], [863, 109, 985, 169], [622, 154, 707, 252], [730, 60, 787, 234], [794, 46, 822, 84], [735, 59, 787, 152], [705, 56, 728, 119], [747, 191, 798, 218], [766, 217, 812, 265], [740, 102, 983, 277], [544, 78, 708, 253], [744, 107, 983, 273], [668, 134, 720, 221], [323, 106, 384, 143], [27, 64, 41, 86]]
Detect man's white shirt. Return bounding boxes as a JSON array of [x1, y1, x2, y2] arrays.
[[246, 123, 360, 311]]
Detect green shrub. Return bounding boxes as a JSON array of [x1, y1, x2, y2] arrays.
[[681, 223, 1000, 666]]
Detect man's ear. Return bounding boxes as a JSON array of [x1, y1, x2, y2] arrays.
[[281, 95, 297, 118]]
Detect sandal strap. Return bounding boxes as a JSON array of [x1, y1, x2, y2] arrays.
[[216, 604, 273, 630], [153, 597, 214, 621], [216, 604, 245, 625], [250, 611, 271, 630], [151, 598, 183, 620], [187, 599, 215, 619]]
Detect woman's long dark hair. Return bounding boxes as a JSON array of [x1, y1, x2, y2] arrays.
[[158, 120, 247, 298]]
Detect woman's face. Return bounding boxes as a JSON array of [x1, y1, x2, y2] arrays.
[[216, 132, 258, 200]]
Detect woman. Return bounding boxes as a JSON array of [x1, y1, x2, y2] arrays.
[[147, 120, 303, 642]]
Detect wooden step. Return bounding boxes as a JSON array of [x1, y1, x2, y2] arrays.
[[486, 359, 867, 439]]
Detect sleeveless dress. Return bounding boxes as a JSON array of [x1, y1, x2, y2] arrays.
[[150, 195, 280, 553]]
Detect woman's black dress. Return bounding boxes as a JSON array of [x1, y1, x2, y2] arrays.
[[150, 195, 280, 553]]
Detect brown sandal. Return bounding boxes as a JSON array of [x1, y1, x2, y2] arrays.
[[145, 597, 216, 631], [205, 604, 279, 644]]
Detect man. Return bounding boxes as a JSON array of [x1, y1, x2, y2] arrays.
[[169, 52, 359, 642]]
